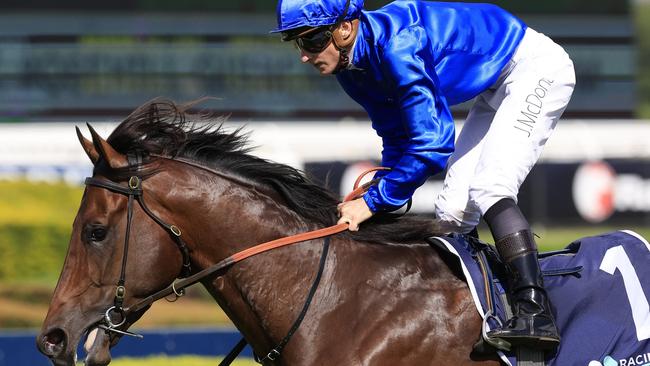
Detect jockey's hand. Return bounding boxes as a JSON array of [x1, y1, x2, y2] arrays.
[[337, 198, 374, 231]]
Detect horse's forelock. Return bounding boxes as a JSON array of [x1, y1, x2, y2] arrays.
[[107, 99, 191, 156]]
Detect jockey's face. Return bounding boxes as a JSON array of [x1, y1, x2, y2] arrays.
[[296, 21, 353, 75], [299, 41, 340, 75]]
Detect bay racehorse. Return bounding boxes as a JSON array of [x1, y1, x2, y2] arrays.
[[36, 99, 505, 365]]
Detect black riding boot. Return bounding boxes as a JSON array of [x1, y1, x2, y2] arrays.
[[487, 230, 560, 351]]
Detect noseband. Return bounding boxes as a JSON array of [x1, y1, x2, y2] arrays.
[[84, 154, 191, 336]]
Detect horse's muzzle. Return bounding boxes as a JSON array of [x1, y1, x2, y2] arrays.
[[38, 324, 114, 366], [37, 327, 76, 365]]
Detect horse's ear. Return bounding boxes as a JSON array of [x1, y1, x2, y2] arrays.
[[76, 126, 99, 165], [87, 123, 129, 169]]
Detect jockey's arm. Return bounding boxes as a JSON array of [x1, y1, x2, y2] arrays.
[[363, 26, 455, 214]]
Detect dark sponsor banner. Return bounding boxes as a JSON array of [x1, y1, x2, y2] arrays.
[[305, 159, 650, 226], [523, 160, 650, 225]]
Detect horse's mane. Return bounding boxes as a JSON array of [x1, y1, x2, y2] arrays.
[[106, 98, 439, 244]]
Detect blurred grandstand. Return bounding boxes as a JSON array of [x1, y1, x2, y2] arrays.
[[0, 0, 636, 120]]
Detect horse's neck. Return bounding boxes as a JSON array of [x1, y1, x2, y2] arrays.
[[176, 169, 315, 263], [199, 227, 331, 356], [203, 240, 328, 355], [171, 170, 323, 351]]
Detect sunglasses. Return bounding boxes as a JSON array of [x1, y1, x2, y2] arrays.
[[295, 27, 334, 53]]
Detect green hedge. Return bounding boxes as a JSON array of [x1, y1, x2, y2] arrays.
[[0, 180, 83, 227], [0, 180, 81, 282], [0, 224, 71, 281]]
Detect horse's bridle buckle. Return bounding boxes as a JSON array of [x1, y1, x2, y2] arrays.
[[128, 176, 140, 189], [266, 349, 281, 361]]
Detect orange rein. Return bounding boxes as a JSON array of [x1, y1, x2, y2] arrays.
[[230, 166, 389, 262], [126, 166, 389, 313]]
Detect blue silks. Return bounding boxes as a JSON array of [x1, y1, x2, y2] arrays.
[[337, 2, 526, 212], [272, 1, 526, 212]]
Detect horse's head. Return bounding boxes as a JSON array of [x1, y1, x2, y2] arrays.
[[37, 125, 188, 366]]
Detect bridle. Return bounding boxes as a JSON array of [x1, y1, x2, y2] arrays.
[[84, 152, 192, 336], [83, 152, 387, 362]]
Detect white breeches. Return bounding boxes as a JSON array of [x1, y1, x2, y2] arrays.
[[434, 28, 576, 234]]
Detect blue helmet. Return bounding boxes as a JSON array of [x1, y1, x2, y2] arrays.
[[271, 0, 364, 34]]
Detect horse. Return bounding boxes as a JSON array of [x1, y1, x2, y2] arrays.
[[37, 99, 501, 365]]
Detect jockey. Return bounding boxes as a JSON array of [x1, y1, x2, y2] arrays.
[[272, 0, 575, 351]]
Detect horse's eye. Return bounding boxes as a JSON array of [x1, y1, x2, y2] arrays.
[[88, 226, 108, 242]]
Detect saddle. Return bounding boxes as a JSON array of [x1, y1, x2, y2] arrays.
[[425, 233, 583, 366]]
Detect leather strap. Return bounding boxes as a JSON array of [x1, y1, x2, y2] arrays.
[[125, 166, 389, 313]]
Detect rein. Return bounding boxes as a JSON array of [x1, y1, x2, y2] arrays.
[[124, 159, 385, 314], [125, 223, 347, 314], [84, 154, 387, 362]]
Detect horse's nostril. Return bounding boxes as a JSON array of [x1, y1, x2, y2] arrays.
[[40, 328, 67, 356], [45, 328, 65, 344]]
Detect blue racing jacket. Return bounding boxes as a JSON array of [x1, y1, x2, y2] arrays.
[[336, 1, 526, 212]]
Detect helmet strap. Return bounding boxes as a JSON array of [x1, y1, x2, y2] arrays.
[[331, 19, 359, 74], [332, 47, 350, 74]]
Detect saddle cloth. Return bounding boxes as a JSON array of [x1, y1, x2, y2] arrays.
[[429, 230, 650, 366]]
